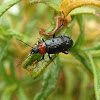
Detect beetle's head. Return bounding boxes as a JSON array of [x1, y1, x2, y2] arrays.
[[30, 46, 39, 54]]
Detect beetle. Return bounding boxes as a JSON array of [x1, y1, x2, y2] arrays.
[[31, 35, 73, 59], [16, 34, 73, 67], [16, 13, 73, 67]]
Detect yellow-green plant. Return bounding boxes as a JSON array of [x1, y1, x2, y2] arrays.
[[0, 0, 100, 100]]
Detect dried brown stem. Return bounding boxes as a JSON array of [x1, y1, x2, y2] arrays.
[[39, 15, 71, 36]]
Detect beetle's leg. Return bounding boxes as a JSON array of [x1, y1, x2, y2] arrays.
[[48, 54, 55, 65], [53, 12, 65, 37], [42, 38, 45, 42], [38, 54, 45, 61], [42, 54, 45, 60], [39, 12, 71, 37], [48, 54, 52, 60], [38, 37, 42, 44], [68, 48, 70, 51], [62, 51, 68, 54], [38, 40, 41, 44], [53, 34, 55, 38], [38, 38, 44, 45]]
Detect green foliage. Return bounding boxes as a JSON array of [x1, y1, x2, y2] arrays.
[[1, 84, 17, 100], [0, 0, 100, 100], [70, 7, 96, 16], [86, 52, 100, 100], [0, 0, 21, 17], [29, 0, 62, 11], [16, 87, 27, 100], [34, 57, 61, 100], [74, 14, 85, 46]]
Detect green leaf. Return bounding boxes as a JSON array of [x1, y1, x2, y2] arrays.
[[23, 54, 57, 79], [71, 48, 93, 73], [90, 42, 100, 50], [70, 7, 96, 16], [0, 27, 22, 41], [65, 17, 75, 36], [0, 16, 10, 28], [64, 66, 76, 100], [0, 43, 10, 62], [85, 52, 100, 100], [34, 57, 61, 100], [29, 0, 62, 11], [0, 25, 8, 40], [77, 66, 90, 100], [0, 0, 21, 17], [90, 50, 100, 58], [5, 29, 22, 37], [0, 25, 5, 34], [74, 14, 85, 47], [0, 63, 11, 83], [17, 87, 27, 100], [9, 56, 17, 81], [1, 84, 17, 100]]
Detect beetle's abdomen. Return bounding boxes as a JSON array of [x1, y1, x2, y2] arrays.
[[45, 36, 70, 54]]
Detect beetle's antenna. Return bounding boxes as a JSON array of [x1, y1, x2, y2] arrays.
[[16, 38, 33, 48], [54, 11, 65, 34], [16, 54, 32, 67]]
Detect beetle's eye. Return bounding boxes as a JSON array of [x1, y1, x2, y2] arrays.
[[30, 49, 34, 54]]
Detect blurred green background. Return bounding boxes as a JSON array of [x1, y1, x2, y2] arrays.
[[0, 0, 100, 100]]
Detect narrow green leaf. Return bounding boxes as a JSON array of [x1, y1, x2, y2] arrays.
[[0, 25, 7, 40], [0, 16, 10, 28], [0, 63, 11, 83], [0, 0, 21, 17], [5, 29, 22, 37], [0, 42, 10, 62], [64, 66, 75, 100], [0, 25, 5, 34], [74, 14, 85, 47], [77, 66, 90, 100], [34, 57, 61, 100], [9, 56, 16, 81], [71, 48, 93, 73], [85, 52, 100, 100], [29, 0, 62, 11], [17, 87, 27, 100], [23, 54, 57, 79], [91, 42, 100, 50], [1, 84, 17, 100], [65, 17, 75, 36], [90, 50, 100, 58], [70, 7, 96, 16], [0, 82, 5, 91]]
